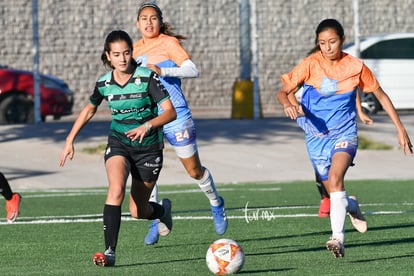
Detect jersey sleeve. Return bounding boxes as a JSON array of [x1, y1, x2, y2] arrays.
[[359, 64, 380, 92], [165, 37, 191, 66], [89, 86, 104, 107], [148, 72, 170, 103], [281, 58, 308, 90]]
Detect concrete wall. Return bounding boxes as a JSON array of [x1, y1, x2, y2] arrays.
[[1, 0, 414, 117]]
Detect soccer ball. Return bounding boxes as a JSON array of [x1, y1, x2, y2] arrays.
[[206, 238, 245, 274]]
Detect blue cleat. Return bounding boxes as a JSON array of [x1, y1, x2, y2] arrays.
[[211, 196, 228, 235], [144, 219, 160, 245]]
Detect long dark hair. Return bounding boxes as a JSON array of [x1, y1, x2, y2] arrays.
[[101, 30, 138, 69], [307, 18, 345, 56], [137, 2, 187, 41]]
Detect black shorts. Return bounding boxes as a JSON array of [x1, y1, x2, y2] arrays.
[[104, 136, 163, 182]]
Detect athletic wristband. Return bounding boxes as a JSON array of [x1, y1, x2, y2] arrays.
[[144, 122, 152, 132]]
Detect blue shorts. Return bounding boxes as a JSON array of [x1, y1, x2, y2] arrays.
[[306, 133, 358, 181], [163, 107, 197, 148]]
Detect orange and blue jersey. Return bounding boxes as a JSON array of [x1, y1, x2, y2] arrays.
[[282, 51, 379, 138], [281, 51, 380, 180], [133, 34, 197, 148], [133, 34, 190, 110]]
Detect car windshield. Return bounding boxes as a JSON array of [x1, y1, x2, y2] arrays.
[[41, 76, 70, 91], [342, 42, 354, 49], [342, 37, 368, 50]]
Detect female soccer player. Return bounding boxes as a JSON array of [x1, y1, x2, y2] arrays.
[[133, 2, 228, 245], [59, 30, 176, 266], [289, 86, 373, 218], [277, 18, 412, 258]]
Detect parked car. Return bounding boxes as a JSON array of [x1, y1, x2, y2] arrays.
[[0, 65, 73, 124], [343, 33, 414, 114]]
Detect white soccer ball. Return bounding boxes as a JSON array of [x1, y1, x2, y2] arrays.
[[206, 238, 245, 274]]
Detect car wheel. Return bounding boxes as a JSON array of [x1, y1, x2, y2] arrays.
[[0, 94, 34, 124], [360, 92, 381, 115]]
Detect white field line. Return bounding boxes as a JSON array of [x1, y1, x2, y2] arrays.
[[0, 210, 407, 226], [2, 188, 410, 225], [19, 187, 280, 199]]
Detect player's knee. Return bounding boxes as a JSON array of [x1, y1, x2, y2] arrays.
[[328, 173, 344, 190], [106, 190, 125, 205], [188, 167, 205, 180]]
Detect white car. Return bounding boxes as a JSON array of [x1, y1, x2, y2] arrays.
[[343, 33, 414, 114]]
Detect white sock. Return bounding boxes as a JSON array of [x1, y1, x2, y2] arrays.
[[149, 183, 158, 203], [329, 191, 348, 243], [196, 168, 221, 206]]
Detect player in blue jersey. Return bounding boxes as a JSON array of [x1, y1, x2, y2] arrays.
[[133, 2, 227, 245], [289, 86, 373, 218], [59, 30, 176, 267], [277, 19, 413, 258]]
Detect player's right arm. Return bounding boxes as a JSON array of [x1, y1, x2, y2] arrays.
[[277, 85, 301, 120], [59, 102, 97, 167]]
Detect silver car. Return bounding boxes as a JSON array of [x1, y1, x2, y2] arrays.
[[343, 33, 414, 114]]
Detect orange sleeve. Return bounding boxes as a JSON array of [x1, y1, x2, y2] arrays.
[[281, 59, 308, 89], [164, 36, 190, 66], [359, 64, 380, 92]]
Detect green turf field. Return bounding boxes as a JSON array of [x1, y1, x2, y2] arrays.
[[1, 180, 413, 275]]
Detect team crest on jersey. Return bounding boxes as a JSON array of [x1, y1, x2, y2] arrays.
[[320, 77, 338, 96], [135, 76, 141, 86], [105, 79, 111, 87]]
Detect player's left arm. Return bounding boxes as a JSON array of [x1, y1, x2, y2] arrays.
[[160, 59, 199, 78], [360, 64, 412, 155], [356, 90, 373, 125], [371, 87, 413, 155], [148, 38, 199, 78]]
